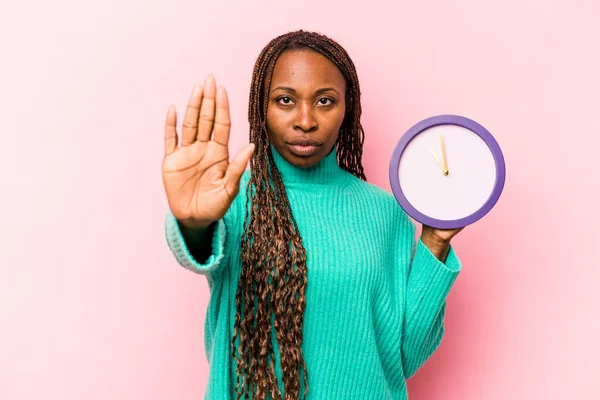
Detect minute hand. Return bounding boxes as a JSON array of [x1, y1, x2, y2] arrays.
[[440, 134, 449, 175]]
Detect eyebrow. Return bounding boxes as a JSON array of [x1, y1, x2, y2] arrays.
[[271, 86, 340, 95]]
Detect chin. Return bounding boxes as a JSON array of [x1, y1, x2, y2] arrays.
[[287, 151, 322, 169]]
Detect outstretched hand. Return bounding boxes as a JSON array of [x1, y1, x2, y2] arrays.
[[162, 75, 255, 230]]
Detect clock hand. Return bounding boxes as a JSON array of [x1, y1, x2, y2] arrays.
[[429, 148, 445, 172], [440, 134, 449, 176]]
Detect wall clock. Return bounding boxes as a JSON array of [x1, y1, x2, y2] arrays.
[[389, 115, 506, 229]]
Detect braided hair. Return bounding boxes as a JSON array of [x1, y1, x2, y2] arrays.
[[232, 30, 366, 400]]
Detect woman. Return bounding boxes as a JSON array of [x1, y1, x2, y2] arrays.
[[162, 30, 463, 400]]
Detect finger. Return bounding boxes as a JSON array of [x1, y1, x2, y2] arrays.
[[164, 105, 178, 156], [181, 85, 203, 145], [223, 144, 255, 194], [213, 86, 231, 147], [197, 75, 217, 142]]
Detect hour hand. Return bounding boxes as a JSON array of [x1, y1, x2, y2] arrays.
[[429, 148, 446, 173]]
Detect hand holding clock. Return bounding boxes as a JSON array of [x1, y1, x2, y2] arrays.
[[390, 115, 506, 263], [421, 224, 464, 262], [423, 133, 463, 261]]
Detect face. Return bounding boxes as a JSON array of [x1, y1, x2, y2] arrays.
[[266, 50, 347, 168]]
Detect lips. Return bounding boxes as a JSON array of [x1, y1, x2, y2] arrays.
[[287, 138, 322, 146], [285, 138, 322, 157]]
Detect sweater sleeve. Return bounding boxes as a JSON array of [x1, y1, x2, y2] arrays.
[[164, 208, 228, 276], [400, 228, 461, 378], [164, 173, 248, 278]]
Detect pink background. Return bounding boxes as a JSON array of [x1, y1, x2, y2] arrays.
[[1, 0, 598, 398]]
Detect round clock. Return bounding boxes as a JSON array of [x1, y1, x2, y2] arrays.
[[389, 115, 506, 230]]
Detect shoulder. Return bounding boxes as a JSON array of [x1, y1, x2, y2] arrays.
[[345, 174, 415, 230], [345, 174, 400, 209]]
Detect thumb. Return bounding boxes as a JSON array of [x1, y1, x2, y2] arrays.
[[224, 143, 255, 194]]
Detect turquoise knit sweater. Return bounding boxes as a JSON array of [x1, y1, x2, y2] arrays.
[[165, 145, 461, 400]]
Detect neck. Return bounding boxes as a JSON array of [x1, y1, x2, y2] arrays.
[[269, 144, 347, 186]]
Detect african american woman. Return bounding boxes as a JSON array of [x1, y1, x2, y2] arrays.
[[162, 30, 463, 400]]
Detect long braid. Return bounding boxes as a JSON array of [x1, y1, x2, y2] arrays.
[[232, 30, 366, 400]]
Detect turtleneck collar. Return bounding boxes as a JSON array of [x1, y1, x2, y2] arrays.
[[269, 144, 348, 186]]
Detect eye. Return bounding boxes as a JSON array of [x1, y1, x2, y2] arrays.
[[277, 96, 294, 105], [318, 97, 334, 106]]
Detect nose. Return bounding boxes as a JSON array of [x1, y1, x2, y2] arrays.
[[293, 102, 318, 133]]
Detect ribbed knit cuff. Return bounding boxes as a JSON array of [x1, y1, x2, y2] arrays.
[[164, 209, 226, 275], [405, 238, 461, 323], [417, 237, 461, 270]]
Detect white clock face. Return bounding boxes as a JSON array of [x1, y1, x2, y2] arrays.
[[397, 124, 497, 221]]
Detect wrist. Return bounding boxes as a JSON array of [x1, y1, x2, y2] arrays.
[[177, 217, 214, 231], [420, 233, 451, 262]]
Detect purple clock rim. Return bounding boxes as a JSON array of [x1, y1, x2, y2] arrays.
[[389, 114, 506, 229]]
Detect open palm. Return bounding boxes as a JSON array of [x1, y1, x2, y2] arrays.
[[162, 76, 254, 229]]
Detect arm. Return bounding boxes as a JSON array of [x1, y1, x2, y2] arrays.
[[161, 76, 253, 279], [400, 231, 462, 379]]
